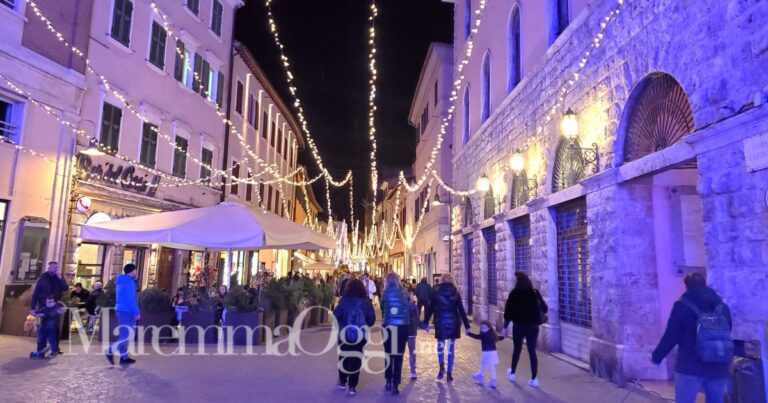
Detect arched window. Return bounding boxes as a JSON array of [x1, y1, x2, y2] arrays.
[[483, 185, 495, 220], [481, 52, 491, 123], [622, 73, 694, 163], [510, 171, 530, 208], [462, 86, 470, 145], [548, 0, 570, 44], [552, 138, 586, 193], [464, 0, 472, 39], [462, 197, 474, 227], [507, 7, 521, 92]]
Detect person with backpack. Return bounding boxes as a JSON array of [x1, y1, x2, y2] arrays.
[[414, 277, 432, 321], [501, 271, 548, 387], [333, 278, 376, 396], [30, 261, 68, 354], [380, 273, 411, 395], [652, 272, 733, 403]]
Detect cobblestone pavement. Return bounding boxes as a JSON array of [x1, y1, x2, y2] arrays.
[[0, 323, 663, 403]]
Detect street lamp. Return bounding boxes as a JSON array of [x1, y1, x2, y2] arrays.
[[560, 108, 599, 173], [476, 174, 490, 194], [432, 193, 453, 274]]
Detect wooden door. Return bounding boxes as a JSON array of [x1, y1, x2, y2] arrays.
[[156, 248, 175, 291]]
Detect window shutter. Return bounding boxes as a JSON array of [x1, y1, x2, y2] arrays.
[[216, 71, 225, 107], [174, 40, 185, 81], [192, 53, 202, 92]]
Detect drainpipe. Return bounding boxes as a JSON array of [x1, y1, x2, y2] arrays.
[[219, 18, 238, 202]]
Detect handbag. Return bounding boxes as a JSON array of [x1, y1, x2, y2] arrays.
[[535, 290, 548, 324]]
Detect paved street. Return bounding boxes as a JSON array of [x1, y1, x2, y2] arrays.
[[0, 323, 663, 403]]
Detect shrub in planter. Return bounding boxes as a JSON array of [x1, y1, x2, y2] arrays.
[[223, 286, 260, 345], [96, 280, 120, 342], [137, 287, 174, 343]]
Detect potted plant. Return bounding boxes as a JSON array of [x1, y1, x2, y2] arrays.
[[137, 287, 174, 343], [283, 280, 305, 329], [263, 279, 286, 337], [180, 287, 218, 344], [222, 286, 260, 346], [300, 278, 320, 328], [319, 285, 335, 324], [96, 280, 120, 342]]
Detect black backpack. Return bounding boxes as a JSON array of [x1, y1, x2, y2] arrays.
[[343, 301, 366, 343], [680, 299, 734, 364]]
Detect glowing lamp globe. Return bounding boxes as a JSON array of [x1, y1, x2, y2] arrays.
[[561, 108, 579, 141], [476, 175, 490, 194], [510, 151, 525, 175]]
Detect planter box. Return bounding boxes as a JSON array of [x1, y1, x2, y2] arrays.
[[223, 312, 260, 346], [180, 311, 218, 344], [137, 311, 174, 343], [0, 302, 33, 337]]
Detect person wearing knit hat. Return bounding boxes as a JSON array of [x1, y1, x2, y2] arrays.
[[106, 263, 140, 365]]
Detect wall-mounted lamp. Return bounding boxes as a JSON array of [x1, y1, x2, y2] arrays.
[[476, 174, 490, 194], [79, 138, 105, 156], [509, 149, 538, 198], [560, 108, 599, 173]]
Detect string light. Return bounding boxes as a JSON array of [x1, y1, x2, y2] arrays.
[[367, 1, 380, 221]]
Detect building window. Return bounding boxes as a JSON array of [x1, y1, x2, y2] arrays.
[[508, 7, 521, 92], [1, 0, 14, 10], [174, 40, 186, 82], [231, 161, 240, 195], [483, 228, 497, 306], [110, 0, 133, 47], [480, 52, 491, 123], [139, 122, 158, 168], [277, 129, 284, 154], [483, 186, 495, 220], [200, 147, 213, 185], [0, 100, 19, 143], [420, 104, 429, 136], [261, 112, 268, 139], [511, 215, 531, 275], [249, 97, 259, 128], [246, 170, 253, 202], [76, 243, 106, 291], [267, 186, 273, 210], [556, 198, 591, 328], [148, 21, 167, 69], [462, 87, 470, 145], [99, 102, 122, 154], [235, 81, 244, 114], [434, 80, 438, 107], [556, 0, 569, 36], [270, 121, 277, 148], [464, 0, 472, 40], [215, 71, 224, 107], [186, 0, 199, 15], [211, 0, 223, 36], [13, 218, 50, 283], [172, 136, 188, 178], [0, 201, 7, 274]]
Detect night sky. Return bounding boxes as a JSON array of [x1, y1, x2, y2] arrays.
[[235, 0, 453, 223]]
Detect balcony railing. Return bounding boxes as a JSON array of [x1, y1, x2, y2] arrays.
[[1, 0, 15, 10], [0, 120, 19, 142]]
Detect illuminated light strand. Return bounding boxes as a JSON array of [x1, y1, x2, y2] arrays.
[[367, 1, 379, 222], [349, 173, 355, 230], [0, 136, 57, 165], [262, 0, 352, 189]]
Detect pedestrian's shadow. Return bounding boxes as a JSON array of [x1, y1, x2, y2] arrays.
[[1, 357, 53, 375], [111, 366, 182, 399], [511, 383, 564, 403]]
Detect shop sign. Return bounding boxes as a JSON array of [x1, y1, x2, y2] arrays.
[[744, 133, 768, 172], [77, 155, 160, 197]]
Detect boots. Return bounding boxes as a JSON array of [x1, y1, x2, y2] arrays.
[[437, 364, 445, 380]]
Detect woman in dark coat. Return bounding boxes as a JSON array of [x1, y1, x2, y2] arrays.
[[502, 271, 548, 387], [333, 278, 376, 396], [380, 273, 410, 395], [423, 273, 470, 382]]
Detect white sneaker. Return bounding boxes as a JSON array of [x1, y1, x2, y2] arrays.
[[528, 378, 540, 388], [506, 368, 516, 382]]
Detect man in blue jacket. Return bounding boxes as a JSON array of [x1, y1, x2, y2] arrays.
[[106, 264, 140, 365], [651, 272, 732, 403]]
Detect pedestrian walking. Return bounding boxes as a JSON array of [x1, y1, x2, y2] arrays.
[[30, 261, 68, 353], [381, 273, 411, 395], [423, 273, 471, 383], [406, 289, 420, 381], [361, 273, 377, 302], [469, 320, 505, 388], [84, 281, 103, 333], [334, 279, 376, 396], [502, 271, 548, 387], [414, 277, 432, 321], [29, 295, 67, 358], [105, 263, 140, 365], [651, 272, 733, 403]]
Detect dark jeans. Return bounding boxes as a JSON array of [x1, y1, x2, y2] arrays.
[[675, 373, 727, 403], [437, 339, 456, 372], [109, 311, 136, 358], [36, 319, 59, 353], [511, 323, 540, 379], [338, 341, 366, 388], [384, 325, 409, 386]]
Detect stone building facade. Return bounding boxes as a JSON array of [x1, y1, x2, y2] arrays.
[[447, 0, 768, 384]]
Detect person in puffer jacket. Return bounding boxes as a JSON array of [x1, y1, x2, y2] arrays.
[[652, 272, 732, 403], [423, 273, 471, 383], [380, 272, 411, 395]]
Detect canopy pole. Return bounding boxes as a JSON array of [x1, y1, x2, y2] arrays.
[[223, 248, 232, 289]]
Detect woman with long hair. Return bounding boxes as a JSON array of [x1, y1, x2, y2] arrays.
[[502, 271, 548, 387], [333, 278, 376, 396], [380, 272, 411, 395], [423, 273, 471, 383]]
